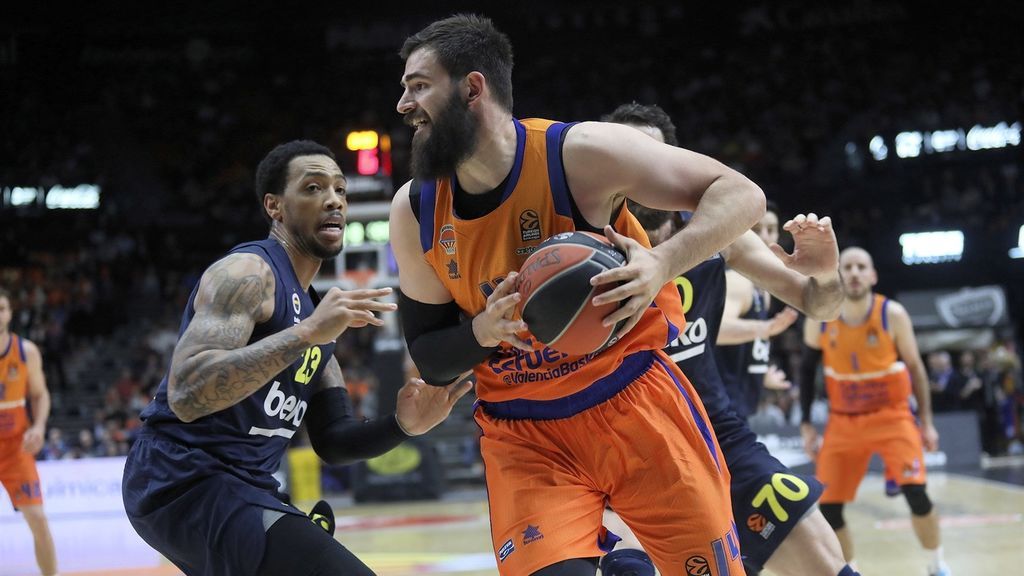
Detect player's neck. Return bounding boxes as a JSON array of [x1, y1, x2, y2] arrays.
[[269, 227, 321, 289], [840, 292, 873, 325], [455, 113, 516, 195], [0, 330, 9, 354]]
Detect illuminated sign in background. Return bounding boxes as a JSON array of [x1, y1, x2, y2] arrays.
[[867, 121, 1020, 161], [899, 230, 964, 265], [2, 184, 101, 209]]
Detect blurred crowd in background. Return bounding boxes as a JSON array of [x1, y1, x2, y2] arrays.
[[2, 1, 1021, 465]]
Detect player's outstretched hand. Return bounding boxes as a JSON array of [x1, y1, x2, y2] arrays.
[[304, 286, 397, 344], [591, 225, 671, 344], [475, 272, 532, 351], [764, 365, 792, 391], [770, 213, 839, 280], [395, 377, 475, 436]]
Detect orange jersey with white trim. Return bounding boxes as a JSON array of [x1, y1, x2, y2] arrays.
[[818, 294, 912, 413], [415, 118, 685, 402], [0, 334, 30, 439]]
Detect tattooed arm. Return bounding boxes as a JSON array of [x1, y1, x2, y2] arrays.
[[167, 253, 307, 422], [167, 253, 399, 423]]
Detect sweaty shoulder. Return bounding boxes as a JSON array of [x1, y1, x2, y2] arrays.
[[195, 252, 276, 323]]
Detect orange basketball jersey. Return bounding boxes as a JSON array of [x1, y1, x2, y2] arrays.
[[415, 118, 685, 402], [0, 334, 30, 439], [818, 294, 912, 413]]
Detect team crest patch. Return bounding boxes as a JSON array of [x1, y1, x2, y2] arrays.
[[7, 365, 18, 380], [439, 224, 457, 255], [498, 539, 515, 562], [519, 209, 541, 242], [866, 328, 879, 347], [522, 524, 543, 545], [292, 293, 302, 315]]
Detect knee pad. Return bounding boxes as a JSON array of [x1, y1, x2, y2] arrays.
[[819, 502, 845, 530], [901, 484, 933, 516], [599, 549, 655, 576]]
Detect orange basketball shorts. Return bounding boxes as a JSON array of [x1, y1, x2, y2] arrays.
[[0, 436, 43, 509], [475, 350, 742, 575], [817, 405, 927, 503]]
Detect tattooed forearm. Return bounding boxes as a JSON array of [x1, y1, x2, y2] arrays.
[[167, 254, 311, 422]]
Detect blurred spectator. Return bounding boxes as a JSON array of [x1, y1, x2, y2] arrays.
[[39, 428, 69, 461]]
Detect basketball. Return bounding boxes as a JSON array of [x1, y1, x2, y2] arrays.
[[515, 231, 627, 355]]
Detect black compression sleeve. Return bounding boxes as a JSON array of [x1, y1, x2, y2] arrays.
[[305, 387, 409, 466], [399, 292, 497, 385], [800, 346, 823, 424]]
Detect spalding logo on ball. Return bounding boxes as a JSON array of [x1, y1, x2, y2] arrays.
[[515, 231, 627, 356]]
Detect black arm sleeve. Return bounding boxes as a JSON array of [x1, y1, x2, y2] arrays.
[[399, 292, 497, 386], [799, 346, 823, 424], [305, 387, 409, 466]]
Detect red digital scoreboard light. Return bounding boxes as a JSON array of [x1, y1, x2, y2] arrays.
[[346, 130, 392, 176]]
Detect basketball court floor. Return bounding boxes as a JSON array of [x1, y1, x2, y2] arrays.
[[1, 471, 1021, 575]]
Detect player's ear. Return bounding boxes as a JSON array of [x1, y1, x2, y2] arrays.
[[264, 193, 284, 222], [465, 71, 485, 105]]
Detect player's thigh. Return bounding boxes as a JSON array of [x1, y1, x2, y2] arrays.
[[258, 512, 373, 576], [479, 428, 608, 576], [0, 449, 42, 509], [728, 446, 823, 573], [876, 415, 927, 486], [817, 423, 872, 503]]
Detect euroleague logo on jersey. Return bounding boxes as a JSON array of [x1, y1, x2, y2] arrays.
[[685, 555, 710, 575], [519, 209, 541, 242]]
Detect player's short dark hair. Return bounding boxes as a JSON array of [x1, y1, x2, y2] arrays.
[[602, 102, 679, 147], [0, 288, 9, 303], [400, 14, 514, 113], [254, 140, 335, 223]]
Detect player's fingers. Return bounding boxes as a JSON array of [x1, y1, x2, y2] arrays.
[[506, 334, 534, 351], [792, 213, 807, 228], [591, 278, 641, 306], [490, 292, 522, 316], [806, 213, 819, 226], [497, 318, 528, 334], [610, 310, 644, 343], [341, 287, 393, 300], [448, 380, 474, 404], [343, 299, 398, 312], [769, 243, 793, 263], [590, 265, 637, 287], [818, 215, 832, 230]]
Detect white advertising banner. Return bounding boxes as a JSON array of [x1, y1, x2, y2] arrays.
[[0, 456, 127, 518]]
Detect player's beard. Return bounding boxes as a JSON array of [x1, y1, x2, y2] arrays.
[[410, 88, 478, 180]]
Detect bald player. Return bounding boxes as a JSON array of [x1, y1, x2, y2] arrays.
[[801, 247, 951, 576]]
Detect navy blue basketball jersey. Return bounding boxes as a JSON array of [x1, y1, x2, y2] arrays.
[[665, 254, 727, 392], [139, 238, 335, 489], [714, 285, 769, 418]]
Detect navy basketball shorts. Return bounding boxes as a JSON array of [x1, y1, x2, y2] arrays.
[[690, 376, 824, 573], [122, 432, 304, 576]]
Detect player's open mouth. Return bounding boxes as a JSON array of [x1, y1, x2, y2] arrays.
[[318, 219, 344, 240]]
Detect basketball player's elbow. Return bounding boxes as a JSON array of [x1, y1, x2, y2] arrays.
[[167, 377, 200, 423]]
